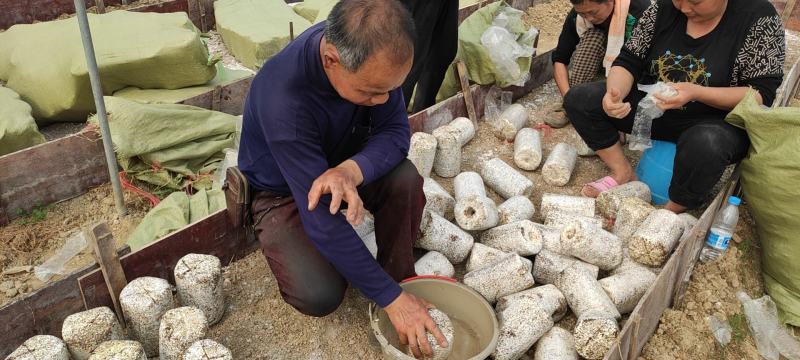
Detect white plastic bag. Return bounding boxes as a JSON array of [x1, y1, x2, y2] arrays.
[[629, 82, 677, 151], [480, 7, 536, 88], [34, 231, 88, 281]]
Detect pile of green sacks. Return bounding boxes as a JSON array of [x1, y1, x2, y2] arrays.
[[89, 96, 237, 191], [0, 86, 45, 156], [726, 90, 800, 326], [0, 11, 217, 123], [214, 0, 313, 70], [89, 97, 238, 249]]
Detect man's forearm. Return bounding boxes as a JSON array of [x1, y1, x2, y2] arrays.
[[554, 62, 571, 97]]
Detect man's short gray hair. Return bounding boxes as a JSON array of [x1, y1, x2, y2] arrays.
[[324, 0, 416, 72]]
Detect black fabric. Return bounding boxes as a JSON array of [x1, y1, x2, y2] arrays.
[[400, 0, 459, 113], [564, 81, 749, 209], [551, 0, 649, 66], [614, 0, 785, 108]]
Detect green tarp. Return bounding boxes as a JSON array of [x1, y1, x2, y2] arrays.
[[0, 11, 217, 123], [215, 0, 313, 70], [0, 86, 45, 156], [726, 90, 800, 326], [436, 1, 536, 102], [127, 189, 225, 251], [113, 63, 252, 104], [293, 0, 338, 24], [90, 97, 236, 191]]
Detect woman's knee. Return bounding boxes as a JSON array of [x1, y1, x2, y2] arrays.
[[677, 123, 749, 162], [564, 82, 605, 115]]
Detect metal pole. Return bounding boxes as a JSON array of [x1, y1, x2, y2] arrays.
[[74, 0, 127, 216]]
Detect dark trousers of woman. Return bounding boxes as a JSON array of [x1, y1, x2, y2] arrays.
[[250, 160, 424, 317], [400, 0, 459, 113], [564, 81, 750, 209]]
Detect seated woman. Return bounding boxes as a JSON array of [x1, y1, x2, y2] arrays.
[[564, 0, 785, 213], [552, 0, 650, 97]]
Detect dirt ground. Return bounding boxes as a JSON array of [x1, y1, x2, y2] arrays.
[[522, 0, 573, 53], [0, 184, 150, 306]]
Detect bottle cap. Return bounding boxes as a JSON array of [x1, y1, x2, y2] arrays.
[[728, 196, 742, 206]]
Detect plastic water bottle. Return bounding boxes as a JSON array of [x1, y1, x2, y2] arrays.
[[699, 196, 741, 263]]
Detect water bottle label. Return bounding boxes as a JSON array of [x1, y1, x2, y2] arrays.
[[706, 232, 731, 250]]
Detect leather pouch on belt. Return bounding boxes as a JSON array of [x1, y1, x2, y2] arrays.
[[223, 166, 251, 228]]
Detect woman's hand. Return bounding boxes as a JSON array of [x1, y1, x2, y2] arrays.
[[603, 87, 632, 119], [655, 82, 699, 110]]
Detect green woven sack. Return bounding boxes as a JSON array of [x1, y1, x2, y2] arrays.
[[726, 90, 800, 326], [0, 11, 217, 123], [0, 87, 45, 156]]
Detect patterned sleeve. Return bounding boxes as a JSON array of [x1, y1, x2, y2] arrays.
[[612, 1, 660, 79], [730, 14, 785, 106]]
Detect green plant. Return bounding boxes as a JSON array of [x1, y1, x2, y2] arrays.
[[728, 312, 749, 344], [15, 203, 51, 225]]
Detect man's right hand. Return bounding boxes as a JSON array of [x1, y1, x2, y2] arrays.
[[603, 87, 632, 119], [384, 291, 449, 358]]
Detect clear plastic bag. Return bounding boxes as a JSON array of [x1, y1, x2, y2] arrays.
[[705, 315, 732, 346], [424, 109, 453, 134], [213, 148, 239, 190], [233, 115, 243, 149], [480, 7, 536, 87], [34, 231, 88, 281], [629, 82, 677, 151], [484, 86, 513, 124], [737, 291, 800, 360]]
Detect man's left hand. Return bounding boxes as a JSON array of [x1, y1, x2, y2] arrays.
[[655, 82, 698, 111], [308, 160, 366, 225]]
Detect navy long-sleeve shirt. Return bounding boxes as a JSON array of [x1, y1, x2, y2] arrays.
[[238, 22, 410, 307]]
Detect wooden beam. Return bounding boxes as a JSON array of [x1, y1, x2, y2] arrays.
[[777, 58, 800, 107], [86, 222, 128, 326], [0, 129, 107, 226], [78, 210, 254, 310], [180, 76, 254, 116], [454, 60, 478, 127], [784, 0, 798, 23]]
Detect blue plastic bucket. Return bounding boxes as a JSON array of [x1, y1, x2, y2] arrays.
[[635, 140, 676, 205]]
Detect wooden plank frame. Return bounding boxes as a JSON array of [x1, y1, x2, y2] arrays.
[[0, 130, 108, 226]]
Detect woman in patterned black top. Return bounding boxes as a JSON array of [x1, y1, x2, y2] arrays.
[[564, 0, 785, 212]]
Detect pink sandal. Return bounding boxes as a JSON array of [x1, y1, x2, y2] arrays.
[[582, 176, 619, 197]]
